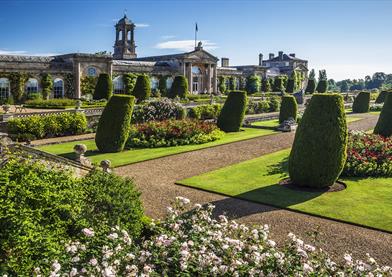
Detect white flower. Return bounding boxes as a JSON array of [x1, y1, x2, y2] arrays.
[[51, 260, 61, 273], [70, 268, 78, 277], [303, 263, 314, 273], [108, 233, 119, 240], [267, 240, 276, 247], [103, 266, 116, 277], [344, 253, 353, 265], [82, 228, 95, 237], [304, 244, 315, 252], [89, 258, 98, 266], [143, 265, 153, 273]]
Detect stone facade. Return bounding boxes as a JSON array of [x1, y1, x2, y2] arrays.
[[0, 15, 308, 101]]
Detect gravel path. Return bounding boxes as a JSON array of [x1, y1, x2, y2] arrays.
[[115, 114, 392, 265]]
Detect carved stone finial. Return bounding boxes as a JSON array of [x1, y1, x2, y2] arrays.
[[100, 159, 112, 173]]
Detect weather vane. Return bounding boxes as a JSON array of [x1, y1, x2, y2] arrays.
[[124, 9, 127, 17]]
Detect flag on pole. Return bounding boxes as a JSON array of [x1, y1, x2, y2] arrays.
[[196, 23, 198, 32], [195, 22, 198, 47]]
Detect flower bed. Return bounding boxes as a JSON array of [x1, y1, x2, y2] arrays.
[[37, 197, 391, 276], [127, 119, 224, 148], [132, 98, 185, 123], [342, 131, 392, 177]]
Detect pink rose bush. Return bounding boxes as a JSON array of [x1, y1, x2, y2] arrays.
[[343, 131, 392, 177], [33, 197, 391, 276]]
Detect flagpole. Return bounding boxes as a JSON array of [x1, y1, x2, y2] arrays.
[[195, 22, 197, 48]]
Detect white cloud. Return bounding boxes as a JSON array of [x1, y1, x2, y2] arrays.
[[0, 49, 58, 56], [135, 23, 149, 28], [312, 63, 392, 80], [155, 40, 218, 52]]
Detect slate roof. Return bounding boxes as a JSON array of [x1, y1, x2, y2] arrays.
[[265, 53, 307, 62], [0, 55, 55, 63]]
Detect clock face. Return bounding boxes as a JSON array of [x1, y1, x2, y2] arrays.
[[87, 67, 97, 77]]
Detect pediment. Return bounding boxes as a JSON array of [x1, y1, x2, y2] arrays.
[[183, 50, 219, 62]]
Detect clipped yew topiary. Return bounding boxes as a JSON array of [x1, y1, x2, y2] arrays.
[[93, 73, 113, 100], [289, 93, 348, 188], [375, 90, 389, 104], [217, 90, 247, 132], [132, 75, 151, 102], [352, 91, 370, 113], [169, 75, 188, 98], [374, 92, 392, 137], [279, 95, 298, 123], [95, 94, 135, 153]]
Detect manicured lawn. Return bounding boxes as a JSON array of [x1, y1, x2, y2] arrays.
[[251, 116, 362, 128], [178, 149, 392, 232], [38, 127, 277, 167]]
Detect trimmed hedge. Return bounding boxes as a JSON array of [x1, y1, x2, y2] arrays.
[[374, 92, 392, 137], [95, 94, 135, 152], [375, 90, 389, 104], [316, 80, 328, 93], [132, 75, 151, 102], [305, 79, 316, 94], [93, 73, 113, 100], [279, 95, 297, 123], [7, 112, 87, 141], [288, 93, 348, 188], [217, 90, 247, 132], [188, 104, 222, 120], [352, 91, 370, 113], [169, 75, 188, 98]]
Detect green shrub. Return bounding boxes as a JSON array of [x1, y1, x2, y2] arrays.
[[316, 80, 328, 93], [24, 98, 76, 109], [352, 91, 370, 113], [246, 100, 270, 114], [218, 76, 227, 94], [0, 153, 143, 276], [268, 96, 280, 112], [279, 95, 298, 123], [375, 90, 389, 104], [158, 76, 168, 97], [374, 92, 392, 137], [273, 77, 285, 92], [95, 94, 135, 152], [93, 73, 113, 100], [286, 78, 295, 93], [246, 75, 261, 94], [7, 112, 87, 141], [228, 77, 236, 91], [217, 90, 247, 132], [261, 78, 271, 92], [169, 75, 188, 98], [123, 73, 138, 94], [188, 104, 222, 120], [41, 73, 53, 100], [288, 93, 348, 188], [305, 79, 316, 94], [132, 75, 151, 102]]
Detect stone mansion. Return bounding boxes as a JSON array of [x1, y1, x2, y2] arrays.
[[0, 15, 308, 100]]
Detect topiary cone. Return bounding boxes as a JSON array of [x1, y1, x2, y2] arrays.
[[93, 73, 113, 100], [352, 91, 370, 113], [217, 90, 247, 132], [374, 92, 392, 137], [279, 95, 298, 123], [132, 75, 151, 102], [289, 93, 348, 188], [95, 94, 135, 153]]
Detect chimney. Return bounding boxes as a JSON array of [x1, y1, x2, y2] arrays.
[[221, 58, 229, 67], [258, 53, 263, 66], [289, 53, 296, 57], [269, 53, 274, 60], [278, 51, 284, 60]]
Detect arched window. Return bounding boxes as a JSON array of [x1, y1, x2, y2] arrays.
[[192, 66, 202, 75], [150, 77, 159, 90], [87, 67, 97, 77], [118, 30, 123, 41], [0, 78, 10, 100], [166, 77, 174, 89], [53, 78, 64, 98], [25, 78, 38, 95], [113, 75, 124, 94]]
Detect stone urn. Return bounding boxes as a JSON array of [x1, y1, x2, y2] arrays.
[[100, 159, 112, 173], [276, 117, 298, 132], [73, 144, 87, 162]]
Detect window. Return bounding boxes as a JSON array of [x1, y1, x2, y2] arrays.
[[25, 78, 38, 95], [166, 77, 173, 89], [150, 77, 159, 90], [0, 78, 10, 100], [113, 75, 124, 94], [87, 67, 97, 77], [192, 66, 201, 75], [192, 76, 199, 93], [53, 78, 64, 98]]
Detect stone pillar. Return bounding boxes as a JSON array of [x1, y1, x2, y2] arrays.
[[212, 65, 217, 94], [207, 64, 212, 93], [187, 63, 193, 94], [182, 62, 186, 76], [75, 62, 81, 99]]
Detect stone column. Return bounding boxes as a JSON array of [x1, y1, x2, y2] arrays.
[[187, 63, 193, 94], [75, 62, 81, 99], [212, 65, 217, 94], [207, 64, 212, 93], [182, 62, 186, 76]]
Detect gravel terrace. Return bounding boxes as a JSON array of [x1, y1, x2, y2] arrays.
[[114, 113, 392, 265]]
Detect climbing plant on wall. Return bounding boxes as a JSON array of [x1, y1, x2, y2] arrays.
[[123, 73, 138, 94], [0, 72, 29, 103], [64, 73, 74, 98], [41, 73, 53, 100], [81, 76, 97, 96], [218, 76, 227, 94]]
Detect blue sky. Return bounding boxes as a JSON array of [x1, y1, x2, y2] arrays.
[[0, 0, 391, 80]]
